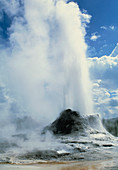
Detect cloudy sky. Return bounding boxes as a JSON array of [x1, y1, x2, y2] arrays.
[[76, 0, 118, 118], [0, 0, 118, 119]]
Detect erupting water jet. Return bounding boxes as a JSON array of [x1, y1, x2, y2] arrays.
[[0, 0, 93, 125]]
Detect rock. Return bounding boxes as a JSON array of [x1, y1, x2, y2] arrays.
[[19, 150, 59, 160], [18, 150, 70, 161], [42, 109, 106, 136], [43, 109, 88, 135], [102, 144, 113, 147]]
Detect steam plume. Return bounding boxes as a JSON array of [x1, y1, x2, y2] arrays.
[[0, 0, 93, 126]]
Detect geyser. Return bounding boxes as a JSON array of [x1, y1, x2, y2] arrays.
[[1, 2, 118, 166], [0, 0, 93, 126]]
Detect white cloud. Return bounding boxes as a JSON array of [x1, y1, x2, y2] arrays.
[[100, 25, 116, 31], [81, 13, 91, 24], [89, 44, 118, 117], [91, 79, 118, 118], [81, 9, 92, 24], [90, 32, 100, 41], [109, 25, 115, 30], [89, 55, 118, 90], [79, 9, 92, 31], [0, 0, 21, 17], [100, 26, 107, 30]]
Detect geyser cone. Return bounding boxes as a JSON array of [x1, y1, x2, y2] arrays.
[[0, 0, 93, 127], [43, 109, 105, 136]]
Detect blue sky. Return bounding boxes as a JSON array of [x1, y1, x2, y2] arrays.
[[76, 0, 118, 58]]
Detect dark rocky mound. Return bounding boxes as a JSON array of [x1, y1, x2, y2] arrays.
[[43, 109, 88, 135], [102, 117, 118, 137]]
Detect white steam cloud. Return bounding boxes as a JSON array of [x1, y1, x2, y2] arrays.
[[0, 0, 93, 130]]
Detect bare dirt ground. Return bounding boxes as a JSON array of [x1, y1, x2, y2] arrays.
[[0, 159, 117, 170]]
